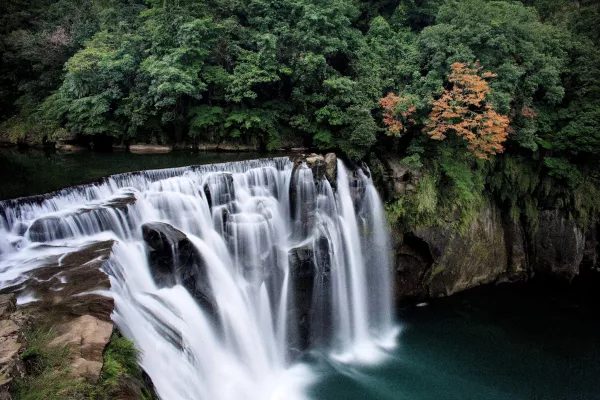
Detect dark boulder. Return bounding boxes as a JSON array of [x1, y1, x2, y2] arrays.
[[141, 222, 218, 326], [286, 241, 315, 359], [309, 233, 333, 348], [286, 232, 333, 358]]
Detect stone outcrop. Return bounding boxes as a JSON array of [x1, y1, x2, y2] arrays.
[[142, 222, 218, 325], [377, 154, 420, 198], [393, 206, 599, 302], [0, 294, 29, 399], [0, 241, 116, 383], [582, 218, 599, 270], [289, 153, 337, 239], [13, 241, 115, 323], [48, 315, 113, 381], [56, 142, 87, 152]]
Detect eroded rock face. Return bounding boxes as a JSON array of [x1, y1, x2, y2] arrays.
[[0, 294, 29, 398], [393, 205, 509, 300], [1, 241, 117, 387], [377, 154, 420, 198], [378, 154, 600, 302], [324, 153, 337, 183], [142, 222, 218, 325], [3, 241, 115, 324], [533, 210, 585, 281], [48, 315, 113, 381], [426, 206, 507, 296]]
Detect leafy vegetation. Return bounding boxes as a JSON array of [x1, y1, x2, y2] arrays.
[[1, 0, 599, 224]]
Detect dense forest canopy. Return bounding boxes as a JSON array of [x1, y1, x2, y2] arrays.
[[1, 0, 599, 224]]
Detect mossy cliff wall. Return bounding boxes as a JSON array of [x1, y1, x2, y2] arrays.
[[374, 155, 600, 303]]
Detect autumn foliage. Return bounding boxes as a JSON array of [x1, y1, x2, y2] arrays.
[[380, 92, 416, 136], [425, 62, 510, 159]]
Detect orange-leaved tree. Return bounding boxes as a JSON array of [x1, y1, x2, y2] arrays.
[[425, 62, 510, 159], [380, 92, 417, 137]]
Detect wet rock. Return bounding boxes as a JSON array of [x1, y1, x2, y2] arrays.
[[20, 240, 115, 323], [292, 153, 338, 187], [289, 163, 317, 239], [141, 222, 218, 325], [533, 210, 585, 281], [393, 232, 434, 301], [324, 153, 337, 183], [305, 154, 327, 183], [310, 233, 333, 348], [48, 315, 113, 381], [27, 217, 66, 242], [286, 242, 315, 358], [0, 296, 15, 319], [286, 232, 333, 357]]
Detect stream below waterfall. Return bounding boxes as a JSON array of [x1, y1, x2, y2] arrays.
[[1, 151, 599, 400], [311, 283, 600, 400]]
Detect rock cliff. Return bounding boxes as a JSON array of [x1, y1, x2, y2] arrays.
[[378, 156, 600, 303]]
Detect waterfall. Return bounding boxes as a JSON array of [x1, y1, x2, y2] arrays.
[[0, 156, 395, 399]]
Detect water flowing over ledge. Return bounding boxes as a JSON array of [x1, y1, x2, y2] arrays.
[[0, 156, 396, 400]]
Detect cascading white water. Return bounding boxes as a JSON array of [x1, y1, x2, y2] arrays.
[[0, 156, 395, 399]]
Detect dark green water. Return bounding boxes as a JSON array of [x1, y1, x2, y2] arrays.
[[0, 149, 267, 200], [309, 283, 600, 400]]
